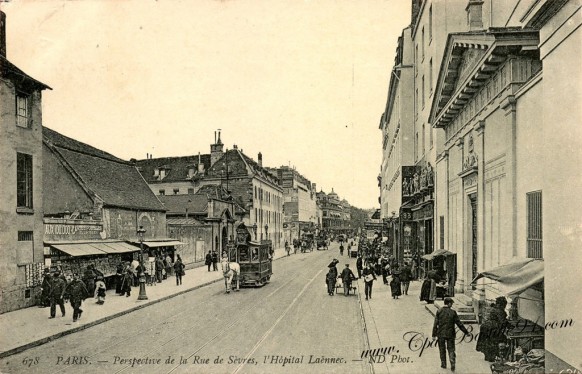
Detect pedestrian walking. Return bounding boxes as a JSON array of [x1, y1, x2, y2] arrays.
[[165, 254, 174, 277], [356, 255, 363, 279], [362, 263, 377, 300], [325, 268, 336, 296], [94, 276, 106, 305], [82, 265, 96, 295], [48, 270, 67, 318], [211, 251, 219, 271], [285, 241, 290, 256], [390, 264, 402, 299], [63, 273, 89, 322], [432, 297, 470, 371], [39, 268, 52, 307], [400, 262, 412, 295], [174, 255, 185, 286], [205, 251, 212, 271], [120, 268, 133, 297], [339, 244, 344, 256], [115, 263, 124, 295], [381, 256, 389, 284], [339, 264, 356, 296], [155, 256, 164, 283]]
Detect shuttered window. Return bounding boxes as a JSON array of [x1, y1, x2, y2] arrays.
[[17, 153, 33, 209], [526, 191, 542, 258]]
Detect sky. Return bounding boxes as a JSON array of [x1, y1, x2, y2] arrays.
[[3, 0, 411, 209]]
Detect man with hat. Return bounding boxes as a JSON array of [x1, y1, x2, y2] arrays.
[[39, 268, 52, 307], [432, 297, 469, 371], [48, 270, 67, 319], [63, 273, 89, 322]]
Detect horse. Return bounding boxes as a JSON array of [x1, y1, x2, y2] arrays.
[[220, 259, 240, 293]]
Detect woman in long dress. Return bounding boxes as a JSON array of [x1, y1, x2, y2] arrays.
[[390, 265, 402, 299], [476, 297, 508, 362]]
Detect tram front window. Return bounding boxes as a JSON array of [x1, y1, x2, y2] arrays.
[[251, 248, 259, 262]]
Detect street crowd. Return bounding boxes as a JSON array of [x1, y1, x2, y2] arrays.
[[38, 251, 187, 323]]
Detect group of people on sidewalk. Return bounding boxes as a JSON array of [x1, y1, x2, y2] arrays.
[[41, 268, 95, 322], [205, 250, 220, 272]]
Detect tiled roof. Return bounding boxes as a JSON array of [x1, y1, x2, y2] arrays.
[[159, 194, 209, 215], [134, 155, 211, 183], [43, 127, 166, 212], [1, 56, 51, 90], [43, 127, 124, 163]]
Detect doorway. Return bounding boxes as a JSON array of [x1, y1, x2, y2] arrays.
[[469, 194, 478, 290]]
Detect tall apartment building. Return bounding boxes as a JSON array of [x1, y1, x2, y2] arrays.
[[269, 166, 317, 244], [382, 0, 581, 369], [0, 11, 51, 313]]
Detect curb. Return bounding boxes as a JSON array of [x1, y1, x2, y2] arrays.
[[0, 254, 288, 359], [355, 279, 376, 374]]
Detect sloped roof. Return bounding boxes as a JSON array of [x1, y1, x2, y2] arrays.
[[43, 127, 166, 212], [159, 194, 209, 215], [1, 55, 51, 90], [134, 154, 212, 183]]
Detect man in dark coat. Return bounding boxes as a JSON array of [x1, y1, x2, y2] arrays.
[[211, 251, 219, 271], [205, 251, 212, 271], [63, 273, 89, 322], [40, 268, 52, 307], [155, 256, 164, 283], [48, 270, 67, 318], [432, 297, 470, 371], [356, 255, 363, 279], [82, 265, 96, 295], [362, 263, 377, 300], [339, 264, 356, 296], [400, 262, 412, 295], [476, 296, 508, 362]]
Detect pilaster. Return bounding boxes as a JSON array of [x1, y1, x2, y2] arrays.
[[501, 95, 517, 257]]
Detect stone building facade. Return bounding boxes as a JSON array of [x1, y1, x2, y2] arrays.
[[0, 11, 51, 313]]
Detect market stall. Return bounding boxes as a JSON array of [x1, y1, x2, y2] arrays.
[[472, 259, 545, 373]]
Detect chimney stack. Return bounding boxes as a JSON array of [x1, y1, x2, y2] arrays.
[[258, 152, 263, 167], [466, 0, 484, 31], [210, 130, 224, 167], [1, 11, 6, 58]]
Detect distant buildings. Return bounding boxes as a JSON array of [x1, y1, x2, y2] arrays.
[[316, 189, 352, 235], [268, 166, 318, 244], [135, 131, 284, 249]]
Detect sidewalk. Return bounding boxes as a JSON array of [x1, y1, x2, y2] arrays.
[[358, 277, 491, 374], [0, 248, 287, 358]]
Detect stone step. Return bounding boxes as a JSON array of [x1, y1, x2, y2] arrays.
[[434, 300, 474, 313], [455, 294, 473, 306], [425, 303, 439, 317]]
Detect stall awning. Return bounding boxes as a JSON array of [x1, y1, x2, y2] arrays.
[[422, 249, 455, 260], [472, 258, 544, 296], [142, 241, 185, 248], [50, 242, 140, 257]]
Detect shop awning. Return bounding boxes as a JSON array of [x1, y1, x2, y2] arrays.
[[142, 241, 185, 248], [422, 249, 455, 260], [97, 242, 140, 254], [51, 243, 105, 257], [50, 242, 140, 257], [472, 258, 544, 296]]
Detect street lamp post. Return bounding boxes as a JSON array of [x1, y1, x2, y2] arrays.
[[137, 226, 148, 300], [252, 223, 258, 240], [264, 224, 269, 241]]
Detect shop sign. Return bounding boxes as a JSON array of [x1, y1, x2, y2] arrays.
[[44, 222, 103, 241]]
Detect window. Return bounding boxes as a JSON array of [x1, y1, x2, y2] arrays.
[[421, 27, 425, 61], [527, 191, 543, 258], [422, 75, 425, 108], [159, 189, 165, 195], [17, 153, 33, 210], [429, 59, 433, 95], [16, 93, 31, 128], [415, 45, 418, 76], [18, 231, 33, 241], [429, 5, 433, 41], [173, 188, 179, 195], [422, 123, 426, 154], [439, 216, 445, 250]]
